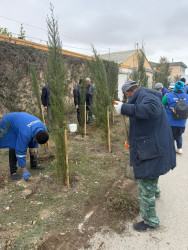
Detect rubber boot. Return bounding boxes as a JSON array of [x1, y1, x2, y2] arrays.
[[30, 152, 45, 170], [9, 149, 18, 174], [9, 149, 21, 181]]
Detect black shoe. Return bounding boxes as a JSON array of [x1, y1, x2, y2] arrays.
[[155, 193, 160, 198], [133, 221, 159, 232], [30, 166, 45, 170], [11, 173, 21, 181]]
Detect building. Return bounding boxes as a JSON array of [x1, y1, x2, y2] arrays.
[[149, 61, 187, 83], [169, 62, 187, 82], [100, 49, 154, 100]]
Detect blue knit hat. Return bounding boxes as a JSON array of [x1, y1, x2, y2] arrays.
[[173, 81, 184, 92]]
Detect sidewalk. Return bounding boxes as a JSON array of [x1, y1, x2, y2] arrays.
[[87, 130, 188, 250]]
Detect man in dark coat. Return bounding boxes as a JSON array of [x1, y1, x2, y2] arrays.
[[73, 79, 82, 123], [114, 80, 176, 232], [85, 78, 95, 123], [41, 85, 52, 129]]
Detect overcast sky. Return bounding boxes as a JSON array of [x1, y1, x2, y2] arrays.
[[1, 0, 188, 73]]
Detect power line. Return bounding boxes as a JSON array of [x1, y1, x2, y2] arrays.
[[8, 32, 107, 54], [0, 15, 110, 52], [0, 15, 46, 32]]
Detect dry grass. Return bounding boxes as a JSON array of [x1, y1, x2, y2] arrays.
[[0, 115, 138, 249]]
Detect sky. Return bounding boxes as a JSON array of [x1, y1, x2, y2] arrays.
[[1, 0, 188, 73]]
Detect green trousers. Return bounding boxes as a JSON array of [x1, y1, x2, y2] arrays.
[[138, 177, 160, 227]]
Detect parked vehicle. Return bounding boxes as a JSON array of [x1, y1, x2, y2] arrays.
[[169, 83, 175, 91]]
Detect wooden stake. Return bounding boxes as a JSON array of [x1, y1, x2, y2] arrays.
[[41, 105, 46, 126], [121, 115, 129, 143], [64, 129, 69, 188], [112, 107, 114, 123], [84, 102, 86, 137], [41, 105, 50, 150], [107, 108, 111, 153], [112, 94, 114, 123]]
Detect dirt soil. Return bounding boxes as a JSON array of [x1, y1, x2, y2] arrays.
[[0, 116, 139, 250]]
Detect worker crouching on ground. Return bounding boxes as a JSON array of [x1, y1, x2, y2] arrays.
[[0, 112, 49, 181], [114, 80, 176, 232]]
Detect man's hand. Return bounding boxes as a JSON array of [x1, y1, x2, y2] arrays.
[[22, 170, 31, 181], [114, 101, 123, 114], [76, 105, 79, 109], [44, 106, 48, 110]]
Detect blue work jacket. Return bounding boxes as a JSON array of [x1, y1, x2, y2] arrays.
[[165, 91, 188, 127], [161, 87, 169, 97], [0, 112, 47, 168], [121, 88, 176, 179], [184, 85, 188, 94]]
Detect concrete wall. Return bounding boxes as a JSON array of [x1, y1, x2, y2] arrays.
[[146, 71, 153, 88], [0, 41, 88, 114], [118, 67, 153, 100], [118, 68, 131, 100]]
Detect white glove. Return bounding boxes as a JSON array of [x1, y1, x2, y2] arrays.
[[114, 101, 123, 114]]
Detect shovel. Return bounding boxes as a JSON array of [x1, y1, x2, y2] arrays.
[[121, 115, 135, 181]]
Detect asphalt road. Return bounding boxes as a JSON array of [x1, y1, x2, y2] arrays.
[[87, 129, 188, 250]]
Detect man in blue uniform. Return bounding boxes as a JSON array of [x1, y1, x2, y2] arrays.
[[162, 80, 188, 154], [0, 112, 49, 181], [154, 82, 169, 97], [180, 77, 188, 94], [114, 80, 176, 232]]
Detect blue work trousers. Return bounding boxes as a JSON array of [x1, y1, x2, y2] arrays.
[[171, 126, 185, 149]]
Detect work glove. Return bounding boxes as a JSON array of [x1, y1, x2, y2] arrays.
[[23, 170, 31, 181], [114, 101, 123, 114]]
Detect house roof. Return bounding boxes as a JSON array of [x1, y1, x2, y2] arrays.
[[169, 62, 187, 68], [145, 68, 154, 73], [131, 67, 154, 73], [149, 61, 158, 67], [149, 61, 187, 69], [100, 50, 136, 64]]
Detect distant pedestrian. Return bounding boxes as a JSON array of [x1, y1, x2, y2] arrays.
[[114, 80, 176, 232], [73, 79, 82, 123], [0, 112, 49, 181], [180, 77, 188, 94], [41, 84, 52, 130], [86, 78, 95, 123], [154, 82, 169, 97], [162, 80, 188, 154]]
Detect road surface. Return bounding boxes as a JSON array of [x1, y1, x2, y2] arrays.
[[87, 129, 188, 250]]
